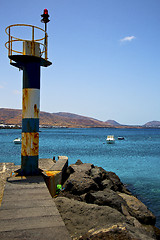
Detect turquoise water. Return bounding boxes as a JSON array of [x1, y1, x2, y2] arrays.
[[0, 128, 160, 228]]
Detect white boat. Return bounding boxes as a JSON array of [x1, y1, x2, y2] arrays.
[[106, 135, 115, 144], [13, 138, 22, 144]]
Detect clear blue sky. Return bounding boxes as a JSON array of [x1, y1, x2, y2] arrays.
[[0, 0, 160, 125]]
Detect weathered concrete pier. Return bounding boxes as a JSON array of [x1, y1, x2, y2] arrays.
[[0, 158, 71, 240]]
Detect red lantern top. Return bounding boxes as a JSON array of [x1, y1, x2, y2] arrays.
[[44, 9, 48, 15]]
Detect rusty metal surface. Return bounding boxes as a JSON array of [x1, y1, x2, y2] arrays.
[[43, 171, 62, 197], [45, 171, 61, 177], [5, 24, 48, 60], [21, 132, 39, 156], [22, 89, 40, 119]]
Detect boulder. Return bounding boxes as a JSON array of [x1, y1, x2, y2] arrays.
[[88, 167, 131, 194], [101, 178, 115, 190], [78, 224, 156, 240], [75, 159, 83, 165], [54, 197, 127, 240], [58, 190, 82, 201], [85, 188, 128, 214], [119, 193, 156, 225], [55, 197, 157, 240], [66, 163, 94, 176], [105, 171, 130, 194], [78, 225, 135, 240], [63, 172, 99, 195], [96, 166, 108, 180], [89, 167, 103, 187]]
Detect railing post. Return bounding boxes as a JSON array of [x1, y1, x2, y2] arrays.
[[8, 27, 11, 56], [32, 26, 35, 56], [45, 32, 48, 60], [11, 36, 12, 56], [10, 36, 13, 64]]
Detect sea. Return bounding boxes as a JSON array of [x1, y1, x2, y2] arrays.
[[0, 127, 160, 228]]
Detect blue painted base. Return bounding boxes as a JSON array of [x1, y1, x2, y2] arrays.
[[21, 155, 39, 176], [22, 119, 39, 132]]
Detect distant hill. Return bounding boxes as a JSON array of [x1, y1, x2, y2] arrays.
[[40, 111, 112, 128], [0, 108, 22, 125], [143, 121, 160, 128], [54, 112, 99, 121], [105, 120, 121, 126]]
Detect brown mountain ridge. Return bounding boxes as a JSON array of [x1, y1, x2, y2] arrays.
[[0, 108, 160, 128]]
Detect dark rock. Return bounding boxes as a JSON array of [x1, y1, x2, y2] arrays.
[[78, 225, 139, 240], [92, 168, 126, 192], [55, 197, 127, 240], [101, 178, 115, 190], [89, 167, 103, 187], [58, 191, 82, 201], [55, 197, 157, 240], [70, 163, 94, 174], [63, 172, 99, 195], [66, 163, 94, 177], [105, 171, 125, 192], [103, 171, 131, 194], [65, 165, 74, 179], [85, 189, 128, 214], [96, 166, 108, 180], [78, 224, 157, 240], [119, 193, 156, 225], [75, 159, 83, 165], [153, 226, 160, 240]]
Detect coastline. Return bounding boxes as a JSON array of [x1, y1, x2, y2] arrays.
[[1, 125, 160, 130], [1, 108, 160, 129]]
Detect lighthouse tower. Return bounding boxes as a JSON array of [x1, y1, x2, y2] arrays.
[[5, 10, 52, 175]]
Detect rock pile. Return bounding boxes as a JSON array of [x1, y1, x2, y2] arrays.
[[55, 160, 160, 240]]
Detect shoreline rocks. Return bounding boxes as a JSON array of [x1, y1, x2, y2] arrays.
[[55, 160, 160, 240]]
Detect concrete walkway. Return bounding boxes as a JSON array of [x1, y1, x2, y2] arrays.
[[0, 175, 71, 240]]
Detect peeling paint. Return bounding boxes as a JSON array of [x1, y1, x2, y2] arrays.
[[21, 132, 39, 156], [22, 89, 40, 119], [43, 171, 62, 197]]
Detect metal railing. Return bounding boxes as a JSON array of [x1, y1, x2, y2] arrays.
[[5, 24, 48, 60]]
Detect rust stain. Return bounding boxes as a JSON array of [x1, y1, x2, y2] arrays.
[[21, 132, 39, 156], [34, 104, 39, 118], [43, 171, 61, 197], [45, 171, 61, 177], [22, 89, 39, 118], [22, 89, 28, 119]]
